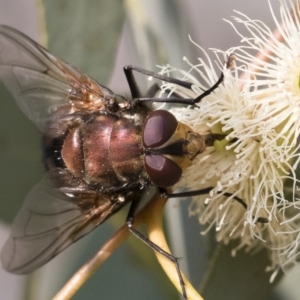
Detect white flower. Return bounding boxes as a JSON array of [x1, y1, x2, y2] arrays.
[[160, 0, 300, 278]]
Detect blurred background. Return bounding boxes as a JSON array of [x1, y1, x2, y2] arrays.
[[0, 0, 299, 299]]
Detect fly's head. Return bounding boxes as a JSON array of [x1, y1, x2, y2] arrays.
[[142, 110, 206, 187]]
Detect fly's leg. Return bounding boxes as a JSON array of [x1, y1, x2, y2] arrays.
[[160, 187, 269, 224], [126, 199, 187, 300], [144, 83, 160, 98], [123, 64, 225, 105]]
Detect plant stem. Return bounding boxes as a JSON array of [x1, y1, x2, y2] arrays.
[[146, 194, 203, 300]]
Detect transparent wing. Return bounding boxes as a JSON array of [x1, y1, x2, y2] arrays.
[[1, 170, 126, 274], [0, 25, 114, 137]]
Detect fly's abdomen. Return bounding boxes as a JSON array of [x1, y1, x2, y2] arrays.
[[61, 114, 144, 187]]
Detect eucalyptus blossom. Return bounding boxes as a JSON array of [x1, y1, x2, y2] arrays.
[[159, 0, 300, 279]]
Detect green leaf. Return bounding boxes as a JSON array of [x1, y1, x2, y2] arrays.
[[0, 1, 125, 223], [42, 0, 125, 84], [124, 0, 193, 69], [200, 240, 282, 300], [0, 84, 41, 223]]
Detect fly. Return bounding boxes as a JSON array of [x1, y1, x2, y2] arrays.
[[0, 26, 267, 299]]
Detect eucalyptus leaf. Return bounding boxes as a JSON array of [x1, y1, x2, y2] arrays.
[[124, 0, 192, 69], [43, 0, 125, 84], [200, 240, 282, 300], [0, 84, 41, 223]]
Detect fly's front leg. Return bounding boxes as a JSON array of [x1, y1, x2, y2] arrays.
[[123, 64, 225, 105]]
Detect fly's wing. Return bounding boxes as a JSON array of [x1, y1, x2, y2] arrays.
[[0, 26, 131, 274], [1, 169, 127, 274], [0, 25, 115, 137]]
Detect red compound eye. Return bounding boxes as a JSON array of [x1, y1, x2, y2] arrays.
[[143, 110, 178, 148], [145, 155, 182, 187]]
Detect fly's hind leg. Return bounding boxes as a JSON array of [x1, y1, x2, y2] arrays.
[[125, 198, 187, 300]]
